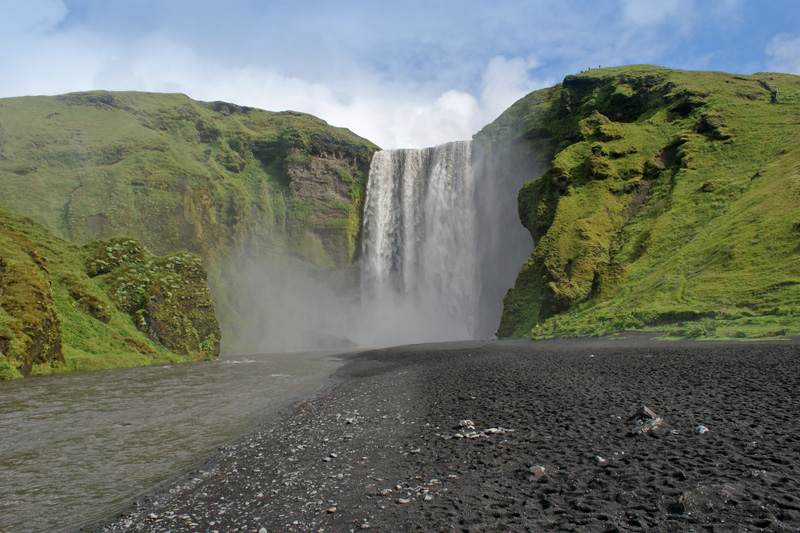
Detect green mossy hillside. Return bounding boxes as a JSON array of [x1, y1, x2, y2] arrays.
[[0, 91, 378, 350], [0, 205, 220, 379], [486, 66, 800, 339], [0, 92, 377, 268]]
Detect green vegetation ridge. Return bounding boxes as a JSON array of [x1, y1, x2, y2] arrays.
[[0, 204, 219, 379], [479, 66, 800, 340], [0, 91, 379, 352]]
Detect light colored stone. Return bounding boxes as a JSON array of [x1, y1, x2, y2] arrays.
[[529, 465, 546, 482], [457, 419, 475, 429], [629, 405, 659, 420]]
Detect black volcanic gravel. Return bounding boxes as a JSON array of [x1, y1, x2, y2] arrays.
[[93, 335, 800, 532]]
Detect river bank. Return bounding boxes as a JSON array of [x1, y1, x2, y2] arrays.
[[93, 335, 800, 532], [0, 350, 349, 533]]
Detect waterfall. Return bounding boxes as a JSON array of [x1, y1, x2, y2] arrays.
[[360, 140, 533, 346]]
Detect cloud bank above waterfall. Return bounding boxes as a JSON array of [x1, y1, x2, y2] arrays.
[[2, 0, 800, 148]]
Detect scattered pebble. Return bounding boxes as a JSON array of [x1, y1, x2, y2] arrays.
[[529, 465, 546, 482], [457, 419, 476, 430], [695, 425, 709, 434], [627, 405, 668, 437], [441, 422, 515, 440]]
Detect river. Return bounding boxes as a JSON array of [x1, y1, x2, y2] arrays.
[[0, 350, 347, 532]]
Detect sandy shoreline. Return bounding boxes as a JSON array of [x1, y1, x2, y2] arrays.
[[92, 335, 800, 532]]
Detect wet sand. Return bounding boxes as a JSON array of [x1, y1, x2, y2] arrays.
[[93, 335, 800, 532]]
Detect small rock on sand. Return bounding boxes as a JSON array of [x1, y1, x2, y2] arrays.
[[628, 405, 659, 421], [529, 465, 546, 482]]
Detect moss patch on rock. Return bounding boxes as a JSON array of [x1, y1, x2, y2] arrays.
[[0, 205, 220, 379], [0, 92, 378, 350], [480, 66, 800, 340]]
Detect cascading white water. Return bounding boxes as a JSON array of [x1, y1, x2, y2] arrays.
[[360, 140, 532, 346], [360, 141, 477, 344]]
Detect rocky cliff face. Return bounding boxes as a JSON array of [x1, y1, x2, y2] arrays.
[[0, 205, 219, 379], [0, 92, 378, 355], [0, 93, 376, 270], [483, 66, 800, 339], [84, 238, 220, 360], [0, 220, 64, 378]]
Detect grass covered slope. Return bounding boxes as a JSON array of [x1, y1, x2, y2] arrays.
[[0, 91, 378, 269], [0, 91, 378, 353], [491, 66, 800, 339], [0, 205, 219, 379]]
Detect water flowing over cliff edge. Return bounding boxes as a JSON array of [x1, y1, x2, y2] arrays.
[[358, 140, 533, 346]]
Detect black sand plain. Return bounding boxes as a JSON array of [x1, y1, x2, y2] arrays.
[[94, 335, 800, 532]]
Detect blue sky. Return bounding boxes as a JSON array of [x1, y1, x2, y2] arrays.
[[2, 0, 800, 148]]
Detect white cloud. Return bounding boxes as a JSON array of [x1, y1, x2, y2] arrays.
[[4, 23, 551, 149], [0, 4, 557, 150], [766, 33, 800, 74], [307, 55, 553, 149], [480, 56, 543, 119], [0, 0, 776, 149]]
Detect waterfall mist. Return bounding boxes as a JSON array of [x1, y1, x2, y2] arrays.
[[358, 140, 533, 346], [216, 138, 536, 354], [213, 251, 362, 354]]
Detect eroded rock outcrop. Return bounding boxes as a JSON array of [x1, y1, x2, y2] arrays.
[[0, 223, 64, 377], [482, 66, 800, 338], [85, 238, 221, 361], [0, 205, 220, 379]]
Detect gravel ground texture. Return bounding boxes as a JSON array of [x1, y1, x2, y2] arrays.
[[91, 335, 800, 532]]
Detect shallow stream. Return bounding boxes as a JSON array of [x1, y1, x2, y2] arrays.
[[0, 351, 346, 532]]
